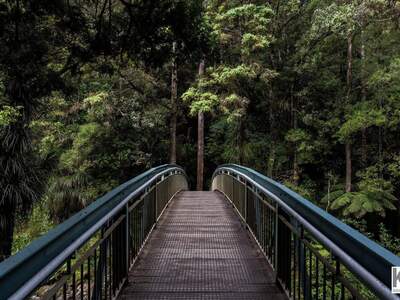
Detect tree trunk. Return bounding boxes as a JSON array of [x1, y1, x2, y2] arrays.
[[238, 118, 245, 165], [345, 31, 353, 193], [267, 89, 275, 178], [293, 152, 299, 185], [361, 129, 367, 165], [326, 173, 331, 211], [267, 146, 275, 178], [169, 42, 178, 164], [196, 59, 205, 191], [345, 142, 352, 192], [360, 27, 367, 166], [292, 91, 299, 185]]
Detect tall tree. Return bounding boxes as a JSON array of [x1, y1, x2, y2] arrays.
[[345, 30, 353, 192], [197, 59, 205, 191], [170, 41, 178, 164]]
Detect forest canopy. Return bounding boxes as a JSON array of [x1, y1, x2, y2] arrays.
[[1, 0, 400, 261]]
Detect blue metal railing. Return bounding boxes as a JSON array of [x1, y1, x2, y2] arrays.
[[0, 164, 188, 299], [212, 164, 400, 299]]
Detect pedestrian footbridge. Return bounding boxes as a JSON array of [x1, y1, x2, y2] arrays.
[[0, 165, 399, 299]]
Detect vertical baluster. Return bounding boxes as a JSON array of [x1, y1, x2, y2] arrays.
[[309, 250, 312, 299], [274, 202, 279, 270], [137, 206, 140, 249], [315, 256, 319, 300], [63, 282, 67, 300], [331, 269, 335, 300], [141, 205, 144, 246], [301, 236, 306, 300], [119, 223, 122, 293], [119, 219, 123, 290], [263, 203, 267, 254], [134, 206, 137, 259], [138, 207, 141, 249], [323, 263, 327, 300], [136, 207, 140, 256], [80, 263, 84, 300], [231, 177, 234, 207], [341, 282, 345, 300], [287, 224, 291, 292], [105, 238, 108, 300], [260, 203, 264, 251], [94, 249, 97, 298], [132, 206, 136, 260], [88, 256, 91, 300], [297, 239, 301, 300], [118, 220, 122, 290], [297, 234, 300, 300], [292, 234, 296, 300], [72, 271, 76, 300], [106, 224, 112, 298], [270, 205, 273, 261], [133, 209, 136, 258], [155, 182, 158, 222], [244, 181, 248, 222], [268, 205, 272, 258], [129, 207, 132, 263], [111, 227, 114, 299], [332, 259, 339, 300]]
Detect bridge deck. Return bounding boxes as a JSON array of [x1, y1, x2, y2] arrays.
[[119, 191, 286, 300]]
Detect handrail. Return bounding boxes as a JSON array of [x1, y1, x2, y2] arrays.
[[0, 164, 188, 299], [212, 164, 400, 299]]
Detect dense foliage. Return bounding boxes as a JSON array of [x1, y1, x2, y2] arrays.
[[186, 0, 400, 253], [0, 0, 399, 259]]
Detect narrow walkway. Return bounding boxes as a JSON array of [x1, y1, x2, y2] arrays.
[[119, 191, 286, 300]]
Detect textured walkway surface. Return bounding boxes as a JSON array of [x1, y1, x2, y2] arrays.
[[118, 191, 286, 300]]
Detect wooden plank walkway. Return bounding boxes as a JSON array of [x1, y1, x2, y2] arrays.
[[119, 191, 286, 300]]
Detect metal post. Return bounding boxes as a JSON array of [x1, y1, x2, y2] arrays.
[[274, 202, 279, 277], [93, 228, 105, 300], [334, 255, 340, 299], [231, 175, 234, 202], [154, 183, 157, 225], [244, 181, 248, 222], [299, 225, 308, 300], [67, 258, 71, 273], [155, 181, 158, 220], [125, 203, 129, 277]]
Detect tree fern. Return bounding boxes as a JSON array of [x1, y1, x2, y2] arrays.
[[46, 172, 91, 223], [329, 189, 396, 218]]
